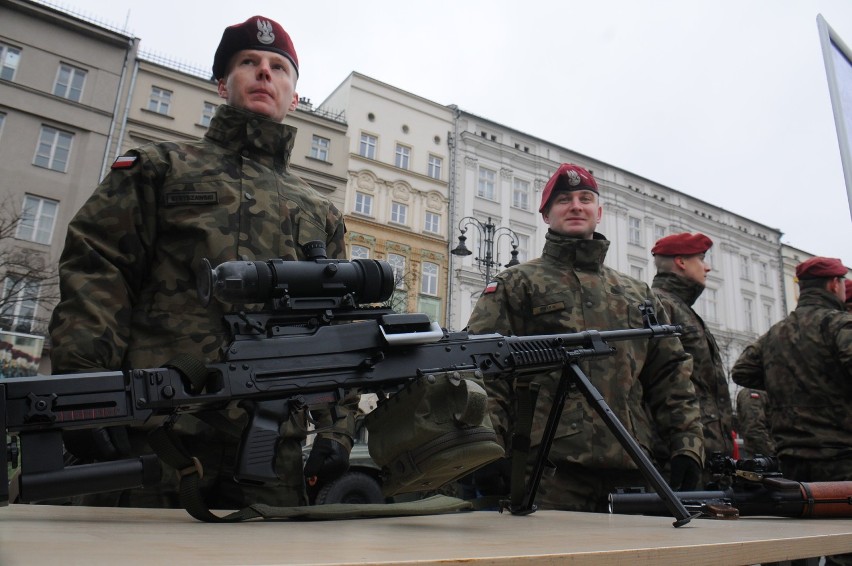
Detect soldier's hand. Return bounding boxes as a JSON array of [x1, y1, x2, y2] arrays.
[[669, 455, 702, 491], [304, 437, 350, 483]]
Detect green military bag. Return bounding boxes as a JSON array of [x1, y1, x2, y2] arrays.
[[364, 370, 505, 497]]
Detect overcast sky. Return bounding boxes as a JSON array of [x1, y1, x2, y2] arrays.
[[50, 0, 852, 266]]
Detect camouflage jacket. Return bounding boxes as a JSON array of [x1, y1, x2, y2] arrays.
[[652, 271, 734, 459], [466, 231, 703, 470], [49, 104, 347, 372], [735, 388, 776, 458], [731, 288, 852, 460]]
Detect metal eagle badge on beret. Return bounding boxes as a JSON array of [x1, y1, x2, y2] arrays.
[[257, 19, 275, 44], [566, 170, 582, 186]]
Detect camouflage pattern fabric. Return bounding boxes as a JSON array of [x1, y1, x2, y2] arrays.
[[48, 103, 350, 508], [735, 388, 776, 459], [732, 287, 852, 461], [652, 271, 734, 475], [466, 231, 703, 511]]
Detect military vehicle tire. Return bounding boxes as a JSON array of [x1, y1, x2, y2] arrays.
[[315, 471, 384, 505]]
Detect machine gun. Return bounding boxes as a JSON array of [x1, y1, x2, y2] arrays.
[[2, 244, 694, 525], [609, 453, 852, 519]]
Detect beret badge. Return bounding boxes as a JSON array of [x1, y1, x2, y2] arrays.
[[566, 170, 581, 187], [257, 19, 275, 45]]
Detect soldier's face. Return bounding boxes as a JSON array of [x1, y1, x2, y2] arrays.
[[678, 253, 711, 285], [217, 49, 299, 122], [542, 190, 602, 239]]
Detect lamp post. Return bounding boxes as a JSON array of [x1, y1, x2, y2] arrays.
[[450, 216, 520, 284]]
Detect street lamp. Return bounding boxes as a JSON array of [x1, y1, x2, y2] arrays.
[[451, 216, 520, 283]]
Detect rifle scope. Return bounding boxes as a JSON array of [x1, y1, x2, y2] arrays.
[[197, 245, 395, 307]]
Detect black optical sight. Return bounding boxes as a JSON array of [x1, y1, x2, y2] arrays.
[[197, 241, 394, 309]]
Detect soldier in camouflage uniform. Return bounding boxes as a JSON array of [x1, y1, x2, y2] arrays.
[[466, 164, 704, 512], [735, 388, 776, 459], [48, 16, 354, 509], [732, 256, 852, 566], [845, 279, 852, 313], [650, 233, 734, 488]]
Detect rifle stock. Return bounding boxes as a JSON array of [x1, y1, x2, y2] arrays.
[[2, 254, 692, 525], [609, 456, 852, 519]]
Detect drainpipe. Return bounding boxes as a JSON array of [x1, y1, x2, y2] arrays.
[[101, 36, 136, 181], [446, 104, 461, 330]]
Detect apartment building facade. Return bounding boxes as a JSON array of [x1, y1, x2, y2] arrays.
[[0, 0, 138, 373], [318, 73, 453, 325]]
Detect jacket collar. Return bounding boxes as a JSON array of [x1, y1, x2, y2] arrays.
[[204, 104, 297, 172], [796, 287, 845, 311], [652, 271, 705, 307], [541, 229, 610, 270]]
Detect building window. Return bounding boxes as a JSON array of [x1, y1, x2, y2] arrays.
[[16, 195, 58, 245], [740, 255, 752, 281], [394, 144, 410, 169], [424, 211, 440, 234], [654, 225, 666, 242], [512, 178, 530, 211], [387, 253, 406, 290], [391, 202, 408, 225], [0, 277, 40, 334], [759, 262, 770, 286], [0, 43, 21, 81], [418, 296, 441, 323], [354, 192, 373, 216], [147, 86, 172, 115], [427, 155, 442, 180], [628, 216, 642, 245], [350, 245, 370, 259], [743, 297, 754, 332], [53, 64, 87, 102], [514, 233, 530, 263], [421, 261, 438, 296], [630, 265, 644, 282], [478, 167, 496, 200], [33, 126, 73, 172], [359, 133, 377, 159], [200, 102, 217, 127], [310, 135, 330, 161]]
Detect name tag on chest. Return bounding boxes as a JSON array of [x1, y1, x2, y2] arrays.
[[165, 192, 219, 206]]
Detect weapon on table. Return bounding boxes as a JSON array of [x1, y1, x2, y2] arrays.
[[609, 453, 852, 519], [2, 243, 693, 525]]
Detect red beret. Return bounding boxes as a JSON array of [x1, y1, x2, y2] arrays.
[[539, 164, 599, 213], [651, 232, 713, 256], [213, 16, 299, 80], [845, 279, 852, 303], [795, 256, 847, 280]]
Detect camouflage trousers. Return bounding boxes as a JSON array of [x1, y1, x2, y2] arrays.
[[536, 463, 650, 513]]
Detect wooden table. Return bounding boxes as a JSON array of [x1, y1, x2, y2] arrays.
[[2, 503, 852, 565]]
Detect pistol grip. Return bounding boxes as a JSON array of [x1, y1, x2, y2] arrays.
[[234, 400, 281, 485]]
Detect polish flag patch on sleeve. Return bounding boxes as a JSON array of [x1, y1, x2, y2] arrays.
[[483, 280, 499, 294], [111, 155, 138, 169]]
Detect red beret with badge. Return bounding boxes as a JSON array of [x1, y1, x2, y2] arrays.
[[795, 256, 847, 280], [651, 232, 714, 257], [213, 16, 299, 80], [539, 164, 599, 213]]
